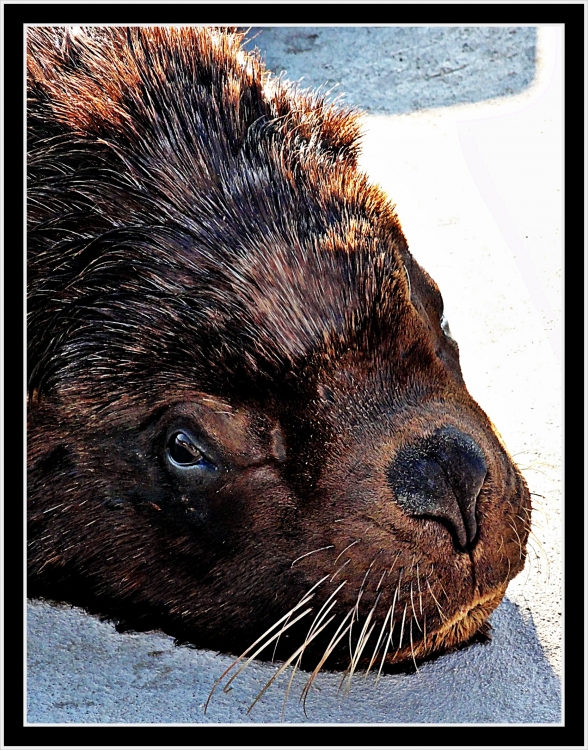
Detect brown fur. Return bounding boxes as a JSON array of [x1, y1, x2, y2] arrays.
[[27, 27, 530, 679]]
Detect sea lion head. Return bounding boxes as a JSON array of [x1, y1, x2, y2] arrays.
[[27, 26, 531, 676]]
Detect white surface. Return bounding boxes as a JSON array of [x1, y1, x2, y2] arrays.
[[26, 26, 562, 724], [358, 26, 562, 679]]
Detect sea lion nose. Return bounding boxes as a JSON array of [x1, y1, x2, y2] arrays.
[[387, 426, 487, 551]]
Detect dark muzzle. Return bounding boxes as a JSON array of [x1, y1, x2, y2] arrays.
[[387, 425, 487, 551]]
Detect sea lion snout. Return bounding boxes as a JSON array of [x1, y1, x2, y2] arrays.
[[387, 425, 487, 551]]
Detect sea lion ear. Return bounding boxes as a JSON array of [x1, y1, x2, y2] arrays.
[[440, 312, 455, 342]]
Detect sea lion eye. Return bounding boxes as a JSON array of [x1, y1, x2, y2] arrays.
[[167, 431, 214, 469]]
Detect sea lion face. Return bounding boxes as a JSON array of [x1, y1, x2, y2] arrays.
[[27, 26, 530, 674]]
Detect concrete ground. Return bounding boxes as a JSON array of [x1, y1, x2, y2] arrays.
[[27, 26, 562, 724]]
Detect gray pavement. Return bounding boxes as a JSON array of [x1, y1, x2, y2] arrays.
[[240, 27, 537, 113], [27, 597, 559, 723], [27, 26, 562, 725]]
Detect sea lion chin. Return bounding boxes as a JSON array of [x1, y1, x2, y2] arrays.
[[27, 26, 531, 681]]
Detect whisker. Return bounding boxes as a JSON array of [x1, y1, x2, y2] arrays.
[[531, 532, 550, 580], [497, 534, 505, 559], [409, 616, 419, 672], [529, 501, 547, 522], [376, 585, 399, 684], [291, 545, 334, 567], [334, 539, 359, 564], [388, 551, 401, 576], [426, 578, 446, 622], [205, 574, 330, 712], [511, 450, 534, 458], [518, 464, 551, 478], [281, 594, 341, 721], [348, 613, 356, 659], [529, 493, 548, 519], [341, 605, 378, 696], [423, 612, 427, 651], [222, 607, 313, 695], [376, 569, 387, 591], [293, 580, 348, 676], [394, 603, 408, 657], [357, 559, 376, 602], [273, 573, 335, 660], [502, 557, 512, 587], [272, 607, 295, 662], [519, 539, 535, 588], [346, 621, 377, 695], [437, 580, 450, 603], [348, 560, 376, 657], [523, 522, 551, 580], [416, 563, 423, 615], [247, 614, 337, 715], [282, 658, 301, 721], [305, 580, 348, 645], [205, 605, 313, 712], [525, 535, 550, 584], [364, 604, 392, 678], [301, 595, 342, 660], [404, 262, 412, 298], [508, 519, 524, 560], [300, 609, 355, 710], [330, 557, 351, 582], [410, 582, 422, 632]]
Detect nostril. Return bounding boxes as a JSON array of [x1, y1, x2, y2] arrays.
[[388, 453, 474, 551], [387, 426, 487, 552]]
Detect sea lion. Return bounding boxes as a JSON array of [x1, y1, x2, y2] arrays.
[[27, 26, 531, 685]]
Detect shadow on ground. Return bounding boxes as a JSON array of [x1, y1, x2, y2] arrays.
[[27, 597, 560, 723], [240, 27, 537, 114]]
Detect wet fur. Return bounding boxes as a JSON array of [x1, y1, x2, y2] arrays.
[[27, 27, 531, 696]]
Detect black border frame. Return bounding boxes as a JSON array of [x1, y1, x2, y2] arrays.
[[5, 2, 584, 747]]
